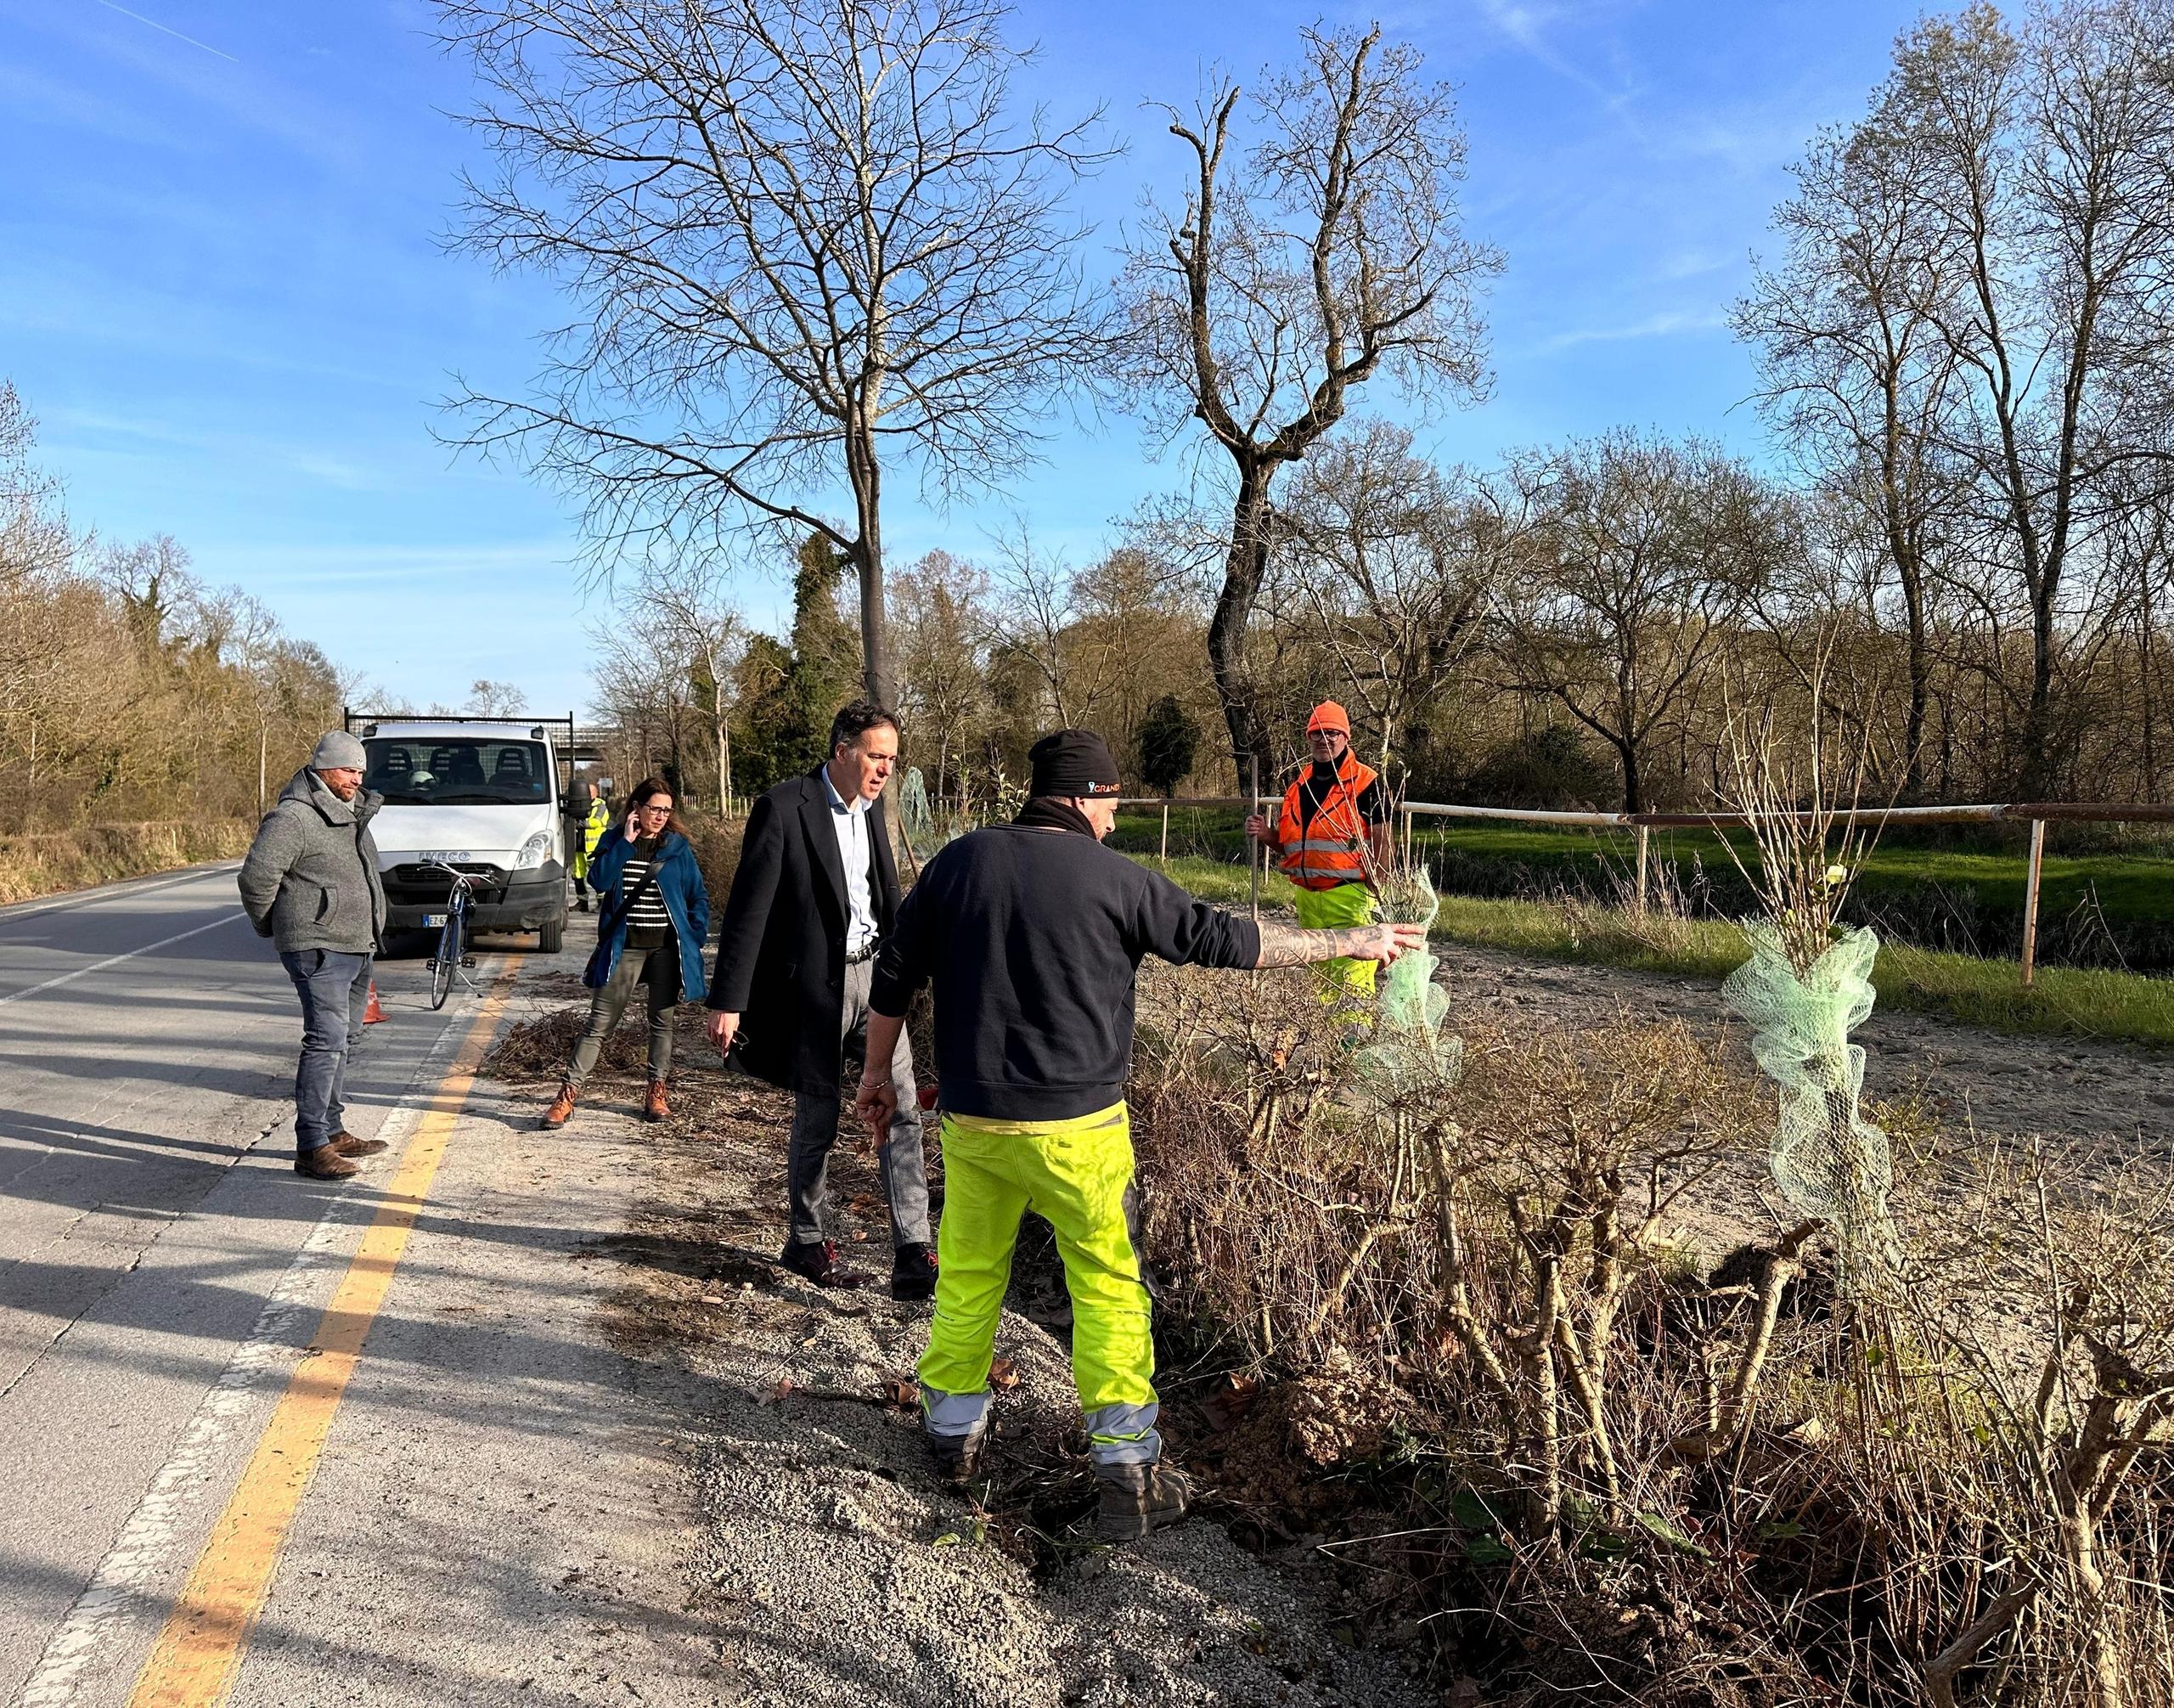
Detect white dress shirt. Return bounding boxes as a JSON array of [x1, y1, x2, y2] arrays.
[[823, 768, 880, 959]]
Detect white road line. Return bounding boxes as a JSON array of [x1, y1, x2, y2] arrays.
[[14, 1085, 441, 1707], [0, 864, 239, 927], [0, 914, 246, 1011]]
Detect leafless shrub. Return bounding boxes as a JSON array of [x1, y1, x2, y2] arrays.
[[1129, 963, 2174, 1704]]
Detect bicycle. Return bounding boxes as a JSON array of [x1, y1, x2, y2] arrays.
[[424, 862, 482, 1010]]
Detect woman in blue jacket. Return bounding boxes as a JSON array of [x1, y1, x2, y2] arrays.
[[543, 776, 711, 1126]]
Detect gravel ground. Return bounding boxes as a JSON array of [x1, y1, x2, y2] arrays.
[[515, 1034, 1439, 1708]]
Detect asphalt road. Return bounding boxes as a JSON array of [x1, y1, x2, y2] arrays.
[[0, 867, 721, 1706]]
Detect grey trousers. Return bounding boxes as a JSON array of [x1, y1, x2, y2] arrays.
[[566, 940, 679, 1086], [789, 957, 931, 1250]]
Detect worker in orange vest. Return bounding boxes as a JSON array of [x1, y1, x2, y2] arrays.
[[1243, 702, 1394, 1017]]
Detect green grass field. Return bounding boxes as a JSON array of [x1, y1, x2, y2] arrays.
[[1115, 806, 2174, 974], [1118, 807, 2174, 916], [1135, 851, 2174, 1050]]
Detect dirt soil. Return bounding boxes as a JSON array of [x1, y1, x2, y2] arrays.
[[1439, 943, 2174, 1156], [492, 1014, 1439, 1708]]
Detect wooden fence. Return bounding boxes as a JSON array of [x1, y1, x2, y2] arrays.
[[1120, 796, 2174, 987]]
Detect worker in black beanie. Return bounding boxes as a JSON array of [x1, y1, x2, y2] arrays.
[[855, 727, 1424, 1544]]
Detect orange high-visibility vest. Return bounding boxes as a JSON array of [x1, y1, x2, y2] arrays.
[[1273, 753, 1382, 892]]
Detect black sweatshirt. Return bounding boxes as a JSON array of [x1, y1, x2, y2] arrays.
[[870, 825, 1262, 1120]]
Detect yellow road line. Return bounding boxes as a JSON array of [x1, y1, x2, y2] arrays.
[[127, 980, 515, 1708]]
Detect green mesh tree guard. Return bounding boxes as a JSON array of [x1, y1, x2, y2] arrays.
[[1721, 923, 1895, 1274], [1357, 870, 1462, 1097], [900, 767, 934, 850]]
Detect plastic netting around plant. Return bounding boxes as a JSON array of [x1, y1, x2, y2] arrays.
[[900, 767, 934, 850], [1721, 922, 1895, 1274], [1357, 869, 1462, 1098]]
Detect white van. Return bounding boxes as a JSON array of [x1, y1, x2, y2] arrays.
[[349, 714, 572, 953]]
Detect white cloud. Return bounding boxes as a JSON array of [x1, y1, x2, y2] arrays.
[[1538, 308, 1729, 352]]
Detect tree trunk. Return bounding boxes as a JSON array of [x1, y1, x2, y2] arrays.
[[1900, 561, 1929, 801], [2019, 587, 2058, 798], [846, 406, 892, 711], [716, 713, 732, 815], [1209, 462, 1275, 777], [1617, 740, 1643, 815], [2137, 578, 2158, 798]]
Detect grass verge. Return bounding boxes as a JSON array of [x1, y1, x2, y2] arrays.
[[0, 819, 257, 906], [1138, 852, 2174, 1050]]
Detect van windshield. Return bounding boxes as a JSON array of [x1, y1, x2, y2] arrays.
[[363, 739, 551, 806]]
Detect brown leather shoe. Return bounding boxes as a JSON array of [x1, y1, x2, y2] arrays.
[[295, 1146, 360, 1181], [643, 1079, 669, 1122], [541, 1082, 577, 1129], [329, 1131, 388, 1158]]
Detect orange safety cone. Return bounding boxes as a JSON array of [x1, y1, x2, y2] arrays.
[[364, 980, 387, 1024]]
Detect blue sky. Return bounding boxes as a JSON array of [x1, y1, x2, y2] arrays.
[[0, 0, 1922, 715]]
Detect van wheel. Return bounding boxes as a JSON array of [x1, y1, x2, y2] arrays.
[[538, 915, 565, 954]]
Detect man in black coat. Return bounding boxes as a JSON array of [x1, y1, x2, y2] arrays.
[[706, 702, 936, 1299]]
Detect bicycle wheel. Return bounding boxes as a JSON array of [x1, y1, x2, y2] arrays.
[[430, 908, 458, 1010]]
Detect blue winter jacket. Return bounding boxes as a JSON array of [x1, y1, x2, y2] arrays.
[[585, 830, 712, 1002]]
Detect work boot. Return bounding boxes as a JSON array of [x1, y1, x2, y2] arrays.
[[295, 1146, 360, 1181], [573, 894, 590, 913], [928, 1429, 983, 1486], [890, 1242, 939, 1302], [779, 1239, 863, 1289], [1093, 1461, 1190, 1544], [643, 1079, 669, 1122], [329, 1131, 388, 1158], [541, 1081, 577, 1129]]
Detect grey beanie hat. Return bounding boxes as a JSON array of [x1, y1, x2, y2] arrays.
[[310, 730, 368, 771]]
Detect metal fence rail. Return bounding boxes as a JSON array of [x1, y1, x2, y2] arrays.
[[1120, 794, 2174, 987]]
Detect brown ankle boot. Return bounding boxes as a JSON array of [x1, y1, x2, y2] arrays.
[[295, 1146, 360, 1181], [542, 1082, 577, 1129], [643, 1079, 668, 1122]]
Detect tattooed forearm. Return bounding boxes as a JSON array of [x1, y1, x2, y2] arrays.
[[1253, 921, 1383, 968]]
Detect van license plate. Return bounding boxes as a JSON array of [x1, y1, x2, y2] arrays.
[[423, 914, 447, 928]]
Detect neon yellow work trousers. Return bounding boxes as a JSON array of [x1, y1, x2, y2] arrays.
[[1293, 881, 1377, 1017], [917, 1104, 1161, 1466]]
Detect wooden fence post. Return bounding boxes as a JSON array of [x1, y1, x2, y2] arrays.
[[1635, 825, 1651, 916], [2020, 818, 2047, 988], [1160, 802, 1169, 862]]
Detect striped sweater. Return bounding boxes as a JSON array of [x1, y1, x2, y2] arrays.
[[617, 838, 675, 945]]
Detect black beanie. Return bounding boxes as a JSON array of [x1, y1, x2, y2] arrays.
[[1028, 729, 1122, 798]]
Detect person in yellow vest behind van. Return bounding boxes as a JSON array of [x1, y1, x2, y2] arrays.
[[1242, 701, 1394, 1017], [567, 782, 611, 913]]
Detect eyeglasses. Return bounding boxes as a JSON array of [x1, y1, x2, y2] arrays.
[[636, 803, 673, 816]]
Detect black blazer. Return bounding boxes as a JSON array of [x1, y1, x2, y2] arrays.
[[707, 767, 901, 1096]]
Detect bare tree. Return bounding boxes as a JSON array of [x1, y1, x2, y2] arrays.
[[1118, 24, 1499, 772], [467, 679, 529, 715], [1270, 420, 1501, 775], [1879, 1, 2174, 795], [984, 523, 1079, 727], [1493, 432, 1787, 814], [437, 0, 1113, 708], [1737, 112, 1968, 798], [890, 549, 991, 806], [623, 559, 745, 811]]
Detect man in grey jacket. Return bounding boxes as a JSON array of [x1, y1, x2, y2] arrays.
[[238, 731, 392, 1181]]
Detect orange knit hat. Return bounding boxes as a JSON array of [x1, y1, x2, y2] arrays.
[[1305, 701, 1351, 735]]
